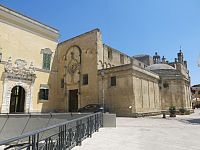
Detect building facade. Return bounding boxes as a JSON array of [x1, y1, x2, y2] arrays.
[[0, 5, 59, 113], [191, 84, 200, 108], [146, 52, 191, 112], [0, 5, 192, 116]]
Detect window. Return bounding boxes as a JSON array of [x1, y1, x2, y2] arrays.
[[39, 89, 49, 100], [163, 82, 169, 88], [39, 84, 49, 100], [41, 48, 52, 70], [61, 78, 64, 88], [108, 48, 112, 60], [43, 53, 51, 70], [82, 74, 88, 85], [111, 76, 116, 86], [120, 54, 124, 64]]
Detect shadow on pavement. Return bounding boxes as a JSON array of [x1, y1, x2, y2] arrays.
[[178, 118, 200, 125], [186, 119, 200, 125]]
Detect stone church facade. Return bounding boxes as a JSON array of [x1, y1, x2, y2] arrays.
[[0, 5, 191, 116]]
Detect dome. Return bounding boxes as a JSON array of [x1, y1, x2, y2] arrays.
[[146, 64, 175, 71]]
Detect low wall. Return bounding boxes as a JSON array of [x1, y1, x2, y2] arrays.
[[103, 113, 116, 127], [0, 113, 89, 142]]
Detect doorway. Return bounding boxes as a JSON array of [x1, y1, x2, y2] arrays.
[[10, 86, 25, 113], [69, 89, 78, 112]]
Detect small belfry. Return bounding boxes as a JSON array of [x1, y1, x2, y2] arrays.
[[153, 52, 161, 64]]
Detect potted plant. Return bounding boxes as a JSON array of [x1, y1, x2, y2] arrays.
[[179, 107, 186, 115], [169, 106, 176, 117]]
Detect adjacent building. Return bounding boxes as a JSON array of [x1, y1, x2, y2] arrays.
[[0, 5, 59, 113], [191, 84, 200, 108]]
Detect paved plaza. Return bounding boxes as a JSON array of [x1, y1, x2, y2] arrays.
[[74, 109, 200, 150]]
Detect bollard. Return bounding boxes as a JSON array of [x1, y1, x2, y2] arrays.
[[162, 113, 166, 118]]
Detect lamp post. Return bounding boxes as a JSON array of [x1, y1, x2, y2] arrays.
[[64, 65, 68, 112], [100, 70, 105, 113], [0, 47, 2, 62]]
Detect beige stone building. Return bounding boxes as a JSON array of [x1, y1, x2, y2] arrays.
[[191, 84, 200, 108], [0, 5, 191, 116], [0, 5, 59, 113]]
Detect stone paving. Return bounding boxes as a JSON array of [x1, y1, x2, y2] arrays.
[[74, 109, 200, 150]]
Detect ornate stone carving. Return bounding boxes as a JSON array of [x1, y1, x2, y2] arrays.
[[64, 46, 81, 84], [15, 59, 27, 69], [67, 52, 80, 75], [12, 59, 28, 76], [5, 57, 12, 73], [29, 62, 35, 75], [4, 57, 36, 81], [1, 58, 35, 113]]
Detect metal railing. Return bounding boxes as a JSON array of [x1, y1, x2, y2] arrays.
[[0, 112, 103, 150]]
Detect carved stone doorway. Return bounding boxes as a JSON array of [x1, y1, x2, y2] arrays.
[[1, 80, 33, 113], [9, 86, 25, 113], [69, 89, 78, 112], [1, 58, 36, 113]]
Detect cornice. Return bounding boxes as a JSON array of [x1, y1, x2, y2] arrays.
[[132, 65, 160, 80], [0, 5, 59, 42], [58, 28, 100, 45]]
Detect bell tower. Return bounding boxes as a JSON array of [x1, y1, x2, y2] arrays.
[[153, 52, 160, 64], [177, 47, 184, 64]]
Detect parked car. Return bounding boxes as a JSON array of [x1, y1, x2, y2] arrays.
[[78, 104, 104, 113]]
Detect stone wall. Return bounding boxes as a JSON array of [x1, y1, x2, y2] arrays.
[[160, 79, 191, 110], [56, 29, 100, 112], [99, 64, 161, 117], [152, 69, 191, 111], [98, 44, 131, 69], [133, 55, 154, 66], [132, 68, 160, 115]]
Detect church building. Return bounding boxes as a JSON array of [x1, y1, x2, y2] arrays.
[[0, 5, 191, 116]]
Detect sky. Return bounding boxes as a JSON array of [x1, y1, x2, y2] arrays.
[[0, 0, 200, 85]]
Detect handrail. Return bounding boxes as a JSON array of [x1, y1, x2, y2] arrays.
[[0, 112, 102, 146]]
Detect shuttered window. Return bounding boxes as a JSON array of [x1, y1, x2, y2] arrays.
[[43, 53, 51, 70], [61, 78, 64, 88], [82, 74, 88, 85], [39, 89, 49, 100], [108, 48, 113, 60], [111, 76, 116, 86]]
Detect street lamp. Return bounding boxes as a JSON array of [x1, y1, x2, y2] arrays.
[[100, 70, 105, 113], [0, 47, 2, 62], [64, 65, 68, 112], [0, 52, 2, 62]]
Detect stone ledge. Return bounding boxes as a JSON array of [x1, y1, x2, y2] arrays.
[[132, 111, 162, 118]]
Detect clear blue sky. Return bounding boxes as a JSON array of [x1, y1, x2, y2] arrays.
[[0, 0, 200, 85]]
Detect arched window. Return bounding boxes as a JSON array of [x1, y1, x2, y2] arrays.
[[104, 62, 108, 68], [99, 60, 103, 68], [108, 63, 112, 68]]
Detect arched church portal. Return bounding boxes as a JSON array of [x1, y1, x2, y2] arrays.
[[9, 86, 25, 113]]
